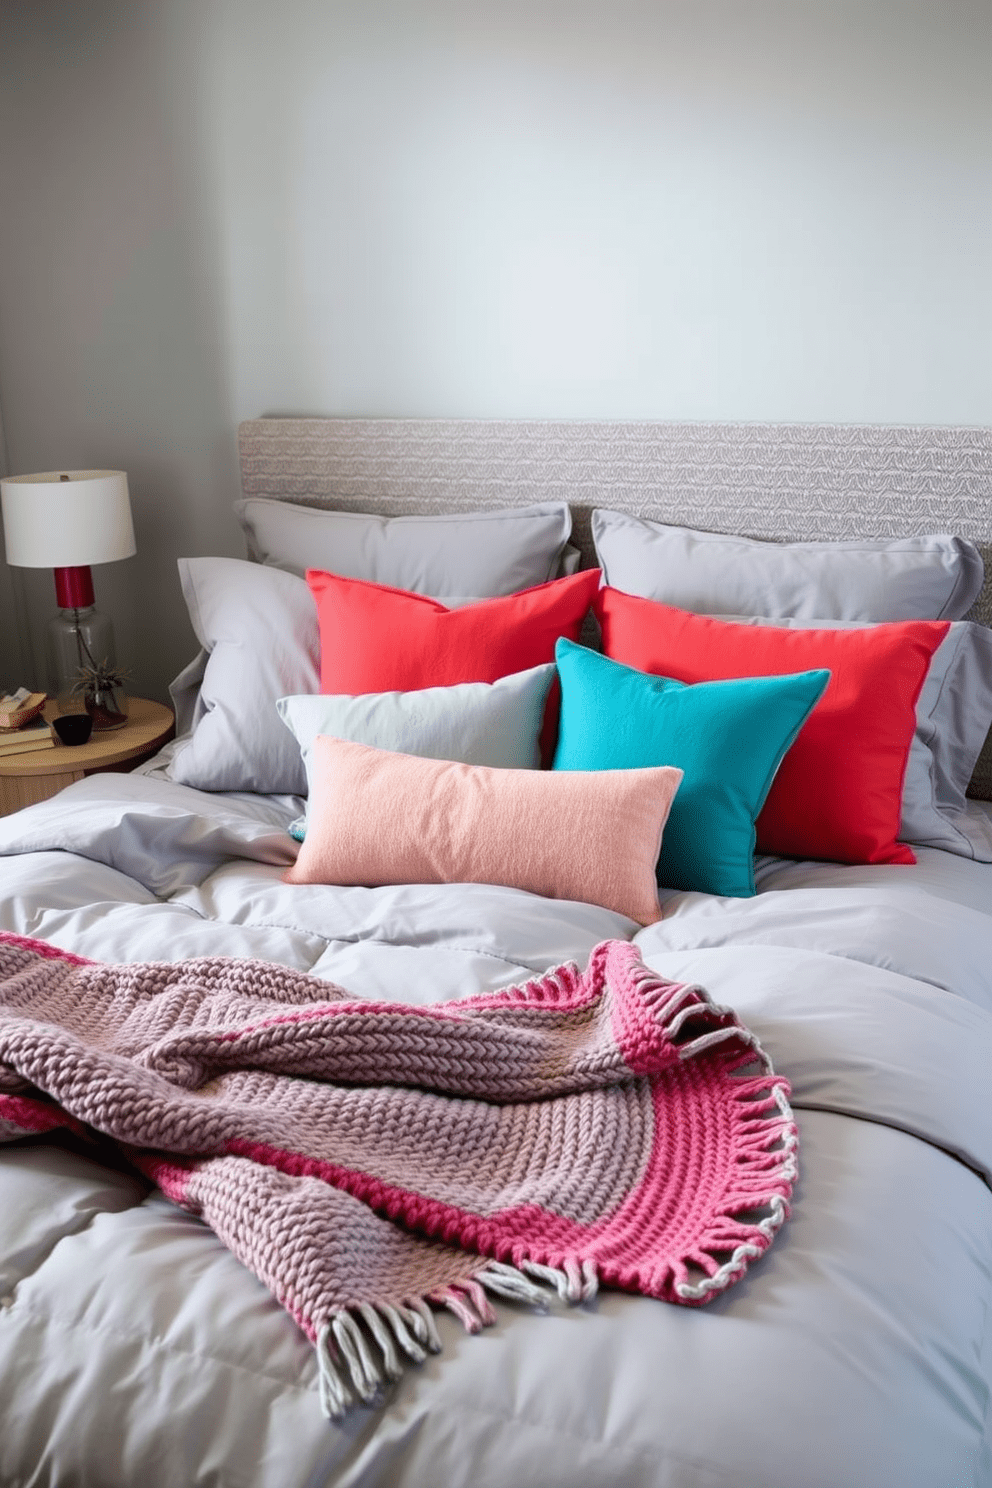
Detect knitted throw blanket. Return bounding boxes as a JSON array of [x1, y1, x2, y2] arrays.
[[0, 932, 797, 1416]]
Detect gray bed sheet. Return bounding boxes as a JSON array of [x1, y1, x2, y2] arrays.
[[0, 773, 989, 1488]]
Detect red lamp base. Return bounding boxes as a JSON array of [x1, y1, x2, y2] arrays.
[[53, 565, 96, 609]]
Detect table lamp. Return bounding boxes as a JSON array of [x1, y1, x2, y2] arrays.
[[0, 470, 136, 728]]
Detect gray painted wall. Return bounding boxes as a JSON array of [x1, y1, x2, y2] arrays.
[[0, 0, 990, 701]]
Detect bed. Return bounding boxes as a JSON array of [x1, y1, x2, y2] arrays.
[[0, 416, 990, 1488]]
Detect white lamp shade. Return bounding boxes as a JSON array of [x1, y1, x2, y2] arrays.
[[0, 470, 135, 568]]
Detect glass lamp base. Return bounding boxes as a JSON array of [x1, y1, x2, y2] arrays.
[[46, 604, 128, 730]]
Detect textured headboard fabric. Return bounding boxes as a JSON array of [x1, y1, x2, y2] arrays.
[[238, 417, 992, 795]]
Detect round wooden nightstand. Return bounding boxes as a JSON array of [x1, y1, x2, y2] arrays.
[[0, 697, 175, 816]]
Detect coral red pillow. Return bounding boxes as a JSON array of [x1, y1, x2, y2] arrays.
[[308, 568, 601, 694], [285, 736, 683, 925], [596, 587, 951, 866]]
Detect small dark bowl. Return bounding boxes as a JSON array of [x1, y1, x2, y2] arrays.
[[53, 713, 93, 746]]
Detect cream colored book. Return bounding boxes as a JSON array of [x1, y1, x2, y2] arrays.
[[0, 716, 55, 756]]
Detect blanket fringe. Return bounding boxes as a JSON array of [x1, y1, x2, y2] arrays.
[[521, 1256, 599, 1304], [674, 1194, 790, 1301], [673, 1083, 798, 1301], [316, 1324, 351, 1419], [403, 1296, 443, 1353], [429, 1279, 497, 1332], [314, 1257, 593, 1418], [475, 1260, 549, 1309], [332, 1310, 382, 1402], [316, 1292, 449, 1417]]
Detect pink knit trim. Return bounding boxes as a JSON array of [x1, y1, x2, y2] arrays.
[[0, 1093, 77, 1135], [0, 931, 91, 966], [134, 1153, 195, 1204]]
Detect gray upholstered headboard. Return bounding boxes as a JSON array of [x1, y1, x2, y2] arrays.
[[238, 417, 992, 794]]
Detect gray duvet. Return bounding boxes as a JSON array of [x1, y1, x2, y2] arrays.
[[0, 773, 989, 1488]]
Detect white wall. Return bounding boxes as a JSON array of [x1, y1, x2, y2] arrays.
[[1, 0, 990, 698]]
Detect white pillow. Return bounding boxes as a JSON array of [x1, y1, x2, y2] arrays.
[[278, 665, 556, 840], [234, 498, 575, 598], [592, 509, 984, 622]]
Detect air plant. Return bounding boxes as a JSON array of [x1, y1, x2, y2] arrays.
[[72, 659, 130, 730]]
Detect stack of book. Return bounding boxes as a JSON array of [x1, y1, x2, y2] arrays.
[[0, 691, 55, 758]]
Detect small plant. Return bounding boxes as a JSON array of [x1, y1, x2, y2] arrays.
[[72, 659, 130, 730]]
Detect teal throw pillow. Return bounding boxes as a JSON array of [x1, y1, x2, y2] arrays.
[[553, 638, 830, 897]]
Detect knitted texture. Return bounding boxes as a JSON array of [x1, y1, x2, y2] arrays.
[[0, 932, 797, 1416]]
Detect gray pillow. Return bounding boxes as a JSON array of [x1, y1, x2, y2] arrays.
[[277, 666, 556, 840], [719, 614, 992, 861], [168, 559, 319, 795], [592, 510, 984, 622], [234, 498, 575, 598]]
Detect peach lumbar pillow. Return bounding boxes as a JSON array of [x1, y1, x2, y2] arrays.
[[284, 736, 683, 926]]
